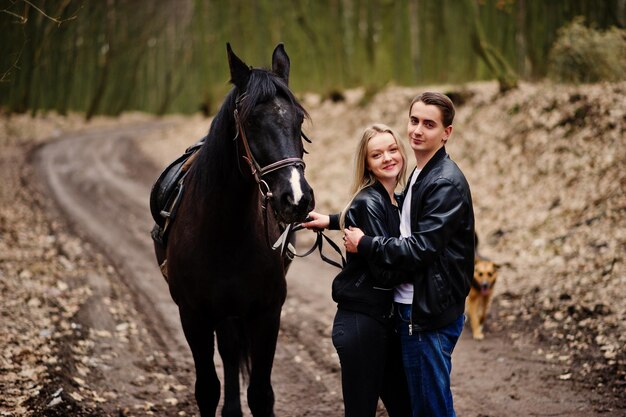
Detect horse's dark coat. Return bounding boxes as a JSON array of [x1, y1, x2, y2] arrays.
[[154, 44, 314, 417]]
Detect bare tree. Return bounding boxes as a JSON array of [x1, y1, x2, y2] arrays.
[[464, 0, 518, 92]]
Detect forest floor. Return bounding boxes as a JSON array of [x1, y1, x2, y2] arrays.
[[0, 81, 624, 416]]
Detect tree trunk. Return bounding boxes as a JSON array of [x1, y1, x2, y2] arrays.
[[515, 0, 530, 78], [86, 0, 115, 120], [465, 0, 518, 92], [408, 0, 420, 80]]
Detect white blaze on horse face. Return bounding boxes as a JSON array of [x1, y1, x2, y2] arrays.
[[289, 167, 304, 205]]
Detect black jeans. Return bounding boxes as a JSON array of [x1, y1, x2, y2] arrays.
[[332, 308, 411, 417]]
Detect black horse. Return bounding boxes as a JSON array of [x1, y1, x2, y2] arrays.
[[154, 44, 314, 416]]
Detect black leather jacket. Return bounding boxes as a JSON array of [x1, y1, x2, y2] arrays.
[[329, 181, 410, 324], [358, 147, 475, 332]]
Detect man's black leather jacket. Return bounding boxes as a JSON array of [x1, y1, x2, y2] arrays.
[[329, 181, 410, 324], [358, 147, 475, 332]]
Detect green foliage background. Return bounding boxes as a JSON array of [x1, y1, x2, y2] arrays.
[[0, 0, 623, 116], [548, 17, 626, 83]]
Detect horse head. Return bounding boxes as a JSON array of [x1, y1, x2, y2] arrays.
[[227, 43, 315, 224]]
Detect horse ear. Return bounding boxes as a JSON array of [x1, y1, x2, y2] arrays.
[[272, 43, 290, 84], [227, 43, 250, 91]]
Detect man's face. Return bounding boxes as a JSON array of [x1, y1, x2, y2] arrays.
[[406, 101, 452, 159]]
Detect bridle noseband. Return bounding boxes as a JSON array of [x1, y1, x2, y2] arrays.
[[233, 108, 305, 199]]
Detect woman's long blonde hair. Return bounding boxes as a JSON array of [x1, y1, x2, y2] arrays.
[[339, 124, 408, 229]]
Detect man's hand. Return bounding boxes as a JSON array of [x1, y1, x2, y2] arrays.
[[344, 226, 364, 253], [301, 211, 329, 231]]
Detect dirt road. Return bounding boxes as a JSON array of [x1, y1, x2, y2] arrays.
[[32, 120, 619, 417]]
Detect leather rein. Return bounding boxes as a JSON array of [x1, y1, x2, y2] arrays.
[[233, 108, 345, 269]]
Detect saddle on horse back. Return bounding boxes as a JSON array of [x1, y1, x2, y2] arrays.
[[150, 136, 206, 248]]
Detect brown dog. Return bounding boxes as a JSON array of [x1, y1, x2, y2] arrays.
[[467, 257, 499, 340]]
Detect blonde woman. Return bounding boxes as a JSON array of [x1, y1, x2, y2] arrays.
[[305, 124, 411, 417]]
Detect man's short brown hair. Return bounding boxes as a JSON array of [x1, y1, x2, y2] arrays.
[[409, 92, 455, 127]]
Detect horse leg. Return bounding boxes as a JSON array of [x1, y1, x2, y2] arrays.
[[216, 320, 243, 417], [246, 310, 280, 417], [179, 307, 220, 416]]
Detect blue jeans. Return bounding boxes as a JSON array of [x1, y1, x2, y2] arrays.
[[395, 303, 464, 417]]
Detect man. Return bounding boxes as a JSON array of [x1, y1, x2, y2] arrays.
[[344, 92, 475, 417]]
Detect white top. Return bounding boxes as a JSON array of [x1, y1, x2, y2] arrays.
[[394, 169, 420, 304]]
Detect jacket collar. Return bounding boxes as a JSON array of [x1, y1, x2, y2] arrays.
[[372, 180, 394, 204], [413, 146, 447, 184], [403, 146, 447, 196]]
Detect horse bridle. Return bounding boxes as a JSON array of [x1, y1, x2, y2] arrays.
[[233, 107, 305, 248], [232, 107, 344, 268], [233, 108, 306, 199]]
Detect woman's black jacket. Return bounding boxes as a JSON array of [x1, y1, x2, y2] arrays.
[[329, 181, 409, 324]]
